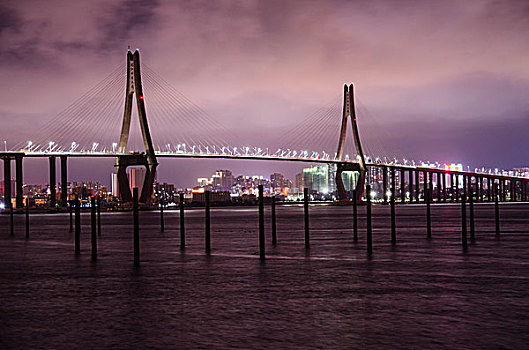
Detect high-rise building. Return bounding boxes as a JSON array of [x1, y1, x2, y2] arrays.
[[303, 165, 329, 193], [197, 177, 211, 187], [295, 173, 304, 190], [213, 170, 233, 190], [111, 173, 119, 197], [327, 165, 336, 193], [270, 173, 285, 190], [341, 171, 357, 192], [297, 164, 337, 194]]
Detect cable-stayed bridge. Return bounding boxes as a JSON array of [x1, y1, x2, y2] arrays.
[[1, 49, 528, 208]]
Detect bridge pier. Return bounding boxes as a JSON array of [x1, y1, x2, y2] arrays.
[[383, 166, 388, 204], [463, 175, 468, 201], [488, 177, 492, 202], [49, 156, 56, 208], [422, 170, 427, 201], [3, 156, 11, 209], [501, 179, 506, 202], [415, 170, 420, 203], [428, 172, 434, 201], [15, 155, 23, 209], [479, 176, 484, 202], [449, 174, 454, 202], [487, 177, 494, 202], [390, 169, 396, 244], [455, 174, 459, 202], [400, 168, 405, 203], [436, 172, 441, 202], [60, 155, 68, 207], [497, 178, 501, 202], [408, 169, 413, 202], [441, 172, 446, 202], [390, 167, 396, 205]]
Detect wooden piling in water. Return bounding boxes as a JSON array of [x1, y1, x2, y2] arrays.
[[97, 196, 101, 237], [271, 195, 277, 245], [469, 185, 475, 241], [205, 190, 211, 255], [74, 196, 80, 255], [426, 186, 431, 238], [304, 187, 309, 248], [69, 202, 73, 233], [353, 189, 358, 241], [461, 194, 468, 250], [258, 185, 265, 260], [9, 204, 13, 236], [91, 197, 97, 260], [133, 188, 140, 266], [159, 200, 165, 233], [25, 197, 29, 238], [179, 193, 185, 249], [390, 187, 396, 245], [495, 183, 500, 236], [366, 185, 372, 255]]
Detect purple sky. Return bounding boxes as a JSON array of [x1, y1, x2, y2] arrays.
[[1, 0, 528, 187]]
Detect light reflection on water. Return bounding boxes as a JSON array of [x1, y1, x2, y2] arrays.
[[1, 204, 529, 349]]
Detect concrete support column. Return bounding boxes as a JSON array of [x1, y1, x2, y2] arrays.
[[15, 155, 23, 209], [463, 175, 466, 199], [60, 156, 68, 207], [479, 177, 484, 202], [400, 168, 405, 203], [451, 174, 455, 202], [428, 172, 434, 201], [441, 172, 446, 202], [437, 173, 442, 202], [422, 170, 427, 201], [3, 157, 11, 208], [391, 167, 396, 204], [408, 169, 413, 202], [383, 166, 388, 204], [415, 170, 420, 202], [49, 156, 56, 208], [489, 178, 494, 202]]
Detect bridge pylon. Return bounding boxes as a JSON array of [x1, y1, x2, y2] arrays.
[[115, 49, 158, 205], [335, 83, 366, 201]]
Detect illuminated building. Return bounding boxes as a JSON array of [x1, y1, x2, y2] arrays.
[[213, 170, 233, 191], [154, 182, 176, 203], [295, 173, 304, 190], [303, 165, 329, 194], [111, 173, 119, 197]]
